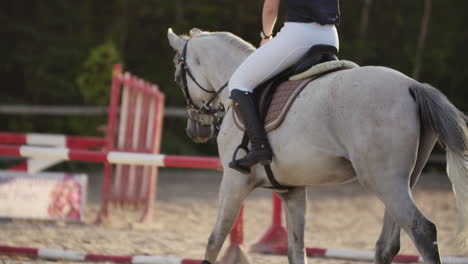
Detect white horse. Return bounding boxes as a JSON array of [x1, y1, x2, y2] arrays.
[[167, 28, 468, 264]]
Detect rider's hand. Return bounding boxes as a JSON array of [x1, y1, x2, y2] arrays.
[[260, 37, 272, 46]]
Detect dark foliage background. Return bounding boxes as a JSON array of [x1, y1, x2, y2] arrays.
[[0, 0, 467, 156]]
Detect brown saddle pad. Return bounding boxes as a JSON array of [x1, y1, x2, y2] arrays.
[[233, 77, 313, 133]]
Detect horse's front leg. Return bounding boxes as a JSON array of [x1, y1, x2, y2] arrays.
[[203, 170, 256, 264], [276, 187, 307, 264]]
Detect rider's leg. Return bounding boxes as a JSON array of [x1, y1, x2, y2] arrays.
[[230, 89, 272, 168], [229, 22, 339, 170]]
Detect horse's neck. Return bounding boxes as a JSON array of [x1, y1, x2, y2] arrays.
[[200, 37, 252, 102]]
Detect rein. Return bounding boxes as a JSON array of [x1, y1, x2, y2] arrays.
[[178, 39, 228, 132], [179, 40, 228, 113]]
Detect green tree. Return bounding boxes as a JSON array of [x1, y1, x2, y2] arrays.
[[76, 41, 122, 105]]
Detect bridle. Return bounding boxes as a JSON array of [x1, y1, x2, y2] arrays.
[[177, 39, 228, 133]]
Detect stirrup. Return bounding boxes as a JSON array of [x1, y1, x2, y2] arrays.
[[229, 143, 251, 175]]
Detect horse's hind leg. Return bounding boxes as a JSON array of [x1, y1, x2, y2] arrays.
[[378, 183, 441, 264], [374, 130, 438, 264], [354, 126, 440, 262], [276, 187, 307, 264], [360, 165, 441, 264], [375, 211, 401, 264], [203, 170, 256, 264]]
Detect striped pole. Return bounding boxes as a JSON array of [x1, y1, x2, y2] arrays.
[[2, 244, 468, 264], [0, 132, 106, 149], [7, 158, 62, 173], [0, 132, 107, 173], [0, 145, 222, 169], [270, 245, 468, 263], [0, 245, 203, 264]]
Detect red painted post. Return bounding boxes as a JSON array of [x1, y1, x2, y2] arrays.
[[120, 81, 138, 207], [97, 64, 122, 223], [272, 194, 283, 227], [134, 88, 150, 207], [220, 204, 250, 264], [112, 74, 130, 206], [230, 205, 244, 246], [250, 193, 288, 253], [139, 96, 153, 205], [127, 79, 145, 207], [141, 88, 164, 222]]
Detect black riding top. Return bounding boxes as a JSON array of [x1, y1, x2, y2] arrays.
[[284, 0, 340, 25]]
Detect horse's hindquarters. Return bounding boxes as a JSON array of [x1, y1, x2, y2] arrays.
[[262, 66, 421, 187]]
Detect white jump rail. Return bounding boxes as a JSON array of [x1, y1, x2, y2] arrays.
[[0, 245, 203, 264], [0, 145, 221, 169], [271, 246, 468, 263], [0, 132, 106, 148], [1, 244, 467, 264], [0, 132, 107, 173]]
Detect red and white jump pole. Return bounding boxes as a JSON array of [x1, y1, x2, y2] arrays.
[[0, 245, 204, 264], [0, 145, 222, 169], [268, 245, 468, 263], [0, 132, 107, 173], [0, 132, 106, 149]]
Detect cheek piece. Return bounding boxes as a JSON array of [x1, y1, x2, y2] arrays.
[[177, 39, 229, 141]]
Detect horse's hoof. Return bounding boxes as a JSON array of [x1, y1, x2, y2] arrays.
[[229, 161, 251, 174]]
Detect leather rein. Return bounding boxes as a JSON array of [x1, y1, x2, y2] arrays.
[[178, 39, 228, 132]]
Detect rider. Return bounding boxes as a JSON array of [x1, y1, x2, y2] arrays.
[[229, 0, 340, 171]]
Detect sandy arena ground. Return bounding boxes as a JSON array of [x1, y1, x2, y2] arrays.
[[0, 168, 465, 264]]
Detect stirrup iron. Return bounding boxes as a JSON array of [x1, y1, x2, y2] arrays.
[[229, 143, 251, 174]]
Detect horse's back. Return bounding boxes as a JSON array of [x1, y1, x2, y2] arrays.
[[267, 66, 421, 186]]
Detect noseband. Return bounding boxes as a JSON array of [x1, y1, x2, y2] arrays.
[[178, 39, 229, 133]]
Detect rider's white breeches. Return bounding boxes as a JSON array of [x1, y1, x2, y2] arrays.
[[228, 22, 339, 93]]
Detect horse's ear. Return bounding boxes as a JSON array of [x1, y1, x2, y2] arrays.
[[167, 28, 186, 52], [190, 28, 203, 37]]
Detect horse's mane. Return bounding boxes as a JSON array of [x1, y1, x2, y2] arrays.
[[210, 32, 256, 54], [189, 29, 256, 55]]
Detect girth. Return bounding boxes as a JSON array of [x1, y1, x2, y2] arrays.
[[233, 132, 295, 190]]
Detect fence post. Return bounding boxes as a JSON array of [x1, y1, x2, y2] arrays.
[[251, 193, 288, 253], [96, 64, 123, 223], [141, 87, 164, 222], [220, 204, 250, 264]]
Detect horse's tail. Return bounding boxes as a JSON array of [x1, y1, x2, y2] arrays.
[[410, 82, 468, 248]]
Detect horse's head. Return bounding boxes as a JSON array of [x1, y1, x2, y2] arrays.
[[167, 28, 227, 144]]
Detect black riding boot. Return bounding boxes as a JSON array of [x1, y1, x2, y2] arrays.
[[229, 89, 272, 170]]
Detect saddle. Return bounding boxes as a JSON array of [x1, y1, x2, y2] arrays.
[[233, 45, 359, 132]]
